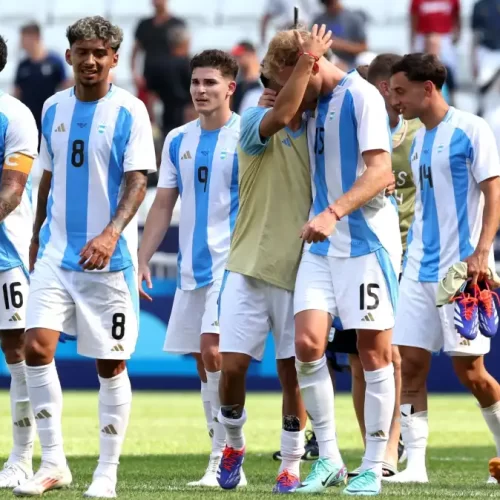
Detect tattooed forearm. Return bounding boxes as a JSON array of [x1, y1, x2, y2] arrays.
[[0, 170, 28, 224], [32, 170, 52, 243], [108, 171, 147, 235]]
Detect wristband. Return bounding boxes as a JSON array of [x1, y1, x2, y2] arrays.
[[298, 51, 319, 72], [327, 206, 341, 221]]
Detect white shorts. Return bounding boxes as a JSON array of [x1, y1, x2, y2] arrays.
[[0, 267, 29, 330], [219, 272, 295, 361], [26, 258, 139, 360], [294, 250, 400, 331], [163, 280, 221, 354], [393, 276, 490, 357]]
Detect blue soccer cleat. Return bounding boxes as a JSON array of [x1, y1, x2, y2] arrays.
[[217, 446, 245, 490], [478, 282, 500, 338], [272, 470, 300, 494], [343, 470, 381, 496], [452, 287, 479, 340], [296, 458, 347, 494]]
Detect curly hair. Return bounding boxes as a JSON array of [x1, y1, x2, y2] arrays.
[[261, 28, 311, 79], [0, 35, 7, 73], [391, 53, 447, 90], [66, 16, 123, 52]]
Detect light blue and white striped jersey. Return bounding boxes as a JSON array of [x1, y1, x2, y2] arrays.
[[0, 92, 38, 277], [158, 114, 240, 291], [306, 70, 401, 259], [404, 107, 500, 282], [37, 85, 156, 272]]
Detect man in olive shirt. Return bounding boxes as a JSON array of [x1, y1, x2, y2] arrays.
[[216, 33, 333, 493]]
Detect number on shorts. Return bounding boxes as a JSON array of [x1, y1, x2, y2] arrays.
[[359, 283, 380, 311], [71, 139, 85, 167], [197, 166, 208, 192], [2, 282, 23, 310], [111, 313, 126, 340]]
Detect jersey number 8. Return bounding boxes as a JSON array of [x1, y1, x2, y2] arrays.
[[71, 140, 85, 168]]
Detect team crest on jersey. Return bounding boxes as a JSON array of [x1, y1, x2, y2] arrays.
[[437, 144, 444, 153], [98, 124, 106, 134], [329, 110, 336, 120], [220, 149, 228, 160]]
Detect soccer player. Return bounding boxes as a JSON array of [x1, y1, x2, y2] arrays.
[[260, 25, 401, 496], [0, 35, 39, 489], [389, 53, 500, 484], [138, 49, 245, 488], [216, 31, 332, 493], [13, 17, 156, 498]]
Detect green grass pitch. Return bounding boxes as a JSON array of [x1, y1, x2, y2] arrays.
[[0, 391, 498, 498]]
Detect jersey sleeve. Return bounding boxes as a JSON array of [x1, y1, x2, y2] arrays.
[[353, 85, 391, 154], [3, 103, 38, 175], [158, 131, 181, 189], [123, 100, 157, 173], [239, 107, 271, 156], [470, 119, 500, 184]]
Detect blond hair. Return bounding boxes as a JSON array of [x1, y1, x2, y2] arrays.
[[262, 28, 311, 79]]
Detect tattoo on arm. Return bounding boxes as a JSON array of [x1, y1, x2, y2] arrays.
[[108, 171, 147, 234], [32, 170, 52, 243], [0, 170, 28, 225]]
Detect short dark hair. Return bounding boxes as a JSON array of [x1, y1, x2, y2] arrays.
[[368, 53, 402, 84], [391, 53, 447, 90], [190, 49, 238, 80], [0, 35, 6, 73], [356, 65, 369, 81], [20, 22, 41, 37], [66, 16, 123, 52]]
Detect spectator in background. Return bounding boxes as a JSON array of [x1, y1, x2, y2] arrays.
[[14, 22, 68, 145], [260, 0, 321, 46], [410, 0, 460, 85], [424, 33, 453, 104], [472, 0, 500, 116], [313, 0, 368, 70], [131, 0, 186, 124], [231, 42, 263, 115]]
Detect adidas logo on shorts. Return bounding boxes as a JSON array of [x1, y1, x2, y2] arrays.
[[9, 312, 22, 322], [361, 313, 375, 322]]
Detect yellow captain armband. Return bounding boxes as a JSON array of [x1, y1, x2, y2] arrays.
[[3, 153, 34, 175]]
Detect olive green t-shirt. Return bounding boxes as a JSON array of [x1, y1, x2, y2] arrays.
[[226, 107, 311, 291]]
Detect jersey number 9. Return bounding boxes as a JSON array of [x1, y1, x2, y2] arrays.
[[197, 166, 208, 193], [71, 140, 85, 168]]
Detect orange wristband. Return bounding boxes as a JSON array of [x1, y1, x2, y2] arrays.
[[298, 52, 319, 72]]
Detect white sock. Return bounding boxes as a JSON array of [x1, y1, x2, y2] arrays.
[[400, 404, 428, 471], [361, 365, 395, 475], [295, 356, 342, 463], [200, 381, 213, 439], [480, 401, 500, 456], [279, 429, 305, 477], [7, 361, 35, 465], [95, 370, 132, 483], [218, 407, 246, 450], [206, 371, 226, 456], [26, 361, 66, 467]]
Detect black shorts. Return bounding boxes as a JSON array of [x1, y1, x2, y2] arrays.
[[326, 329, 358, 372]]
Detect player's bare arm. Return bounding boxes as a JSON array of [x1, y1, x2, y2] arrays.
[[259, 24, 332, 138], [30, 169, 52, 271], [301, 149, 393, 243], [79, 170, 147, 271], [465, 176, 500, 284], [138, 186, 179, 301], [0, 170, 28, 224]]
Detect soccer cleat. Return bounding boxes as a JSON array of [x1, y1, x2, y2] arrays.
[[452, 288, 479, 340], [478, 283, 500, 338], [273, 430, 319, 462], [187, 454, 221, 487], [489, 457, 500, 484], [217, 446, 245, 490], [487, 475, 498, 484], [398, 434, 407, 464], [13, 462, 72, 496], [296, 458, 347, 494], [383, 467, 428, 483], [83, 476, 116, 498], [0, 462, 32, 488], [273, 470, 300, 494], [343, 470, 381, 496]]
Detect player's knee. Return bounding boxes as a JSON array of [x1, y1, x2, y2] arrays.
[[201, 344, 221, 372], [24, 336, 53, 366], [400, 351, 425, 385], [0, 330, 25, 364], [221, 353, 250, 380], [295, 331, 323, 362], [357, 345, 391, 371], [454, 362, 487, 392]]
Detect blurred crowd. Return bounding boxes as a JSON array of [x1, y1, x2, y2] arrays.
[[8, 0, 500, 180]]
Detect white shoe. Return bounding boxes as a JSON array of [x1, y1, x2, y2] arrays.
[[13, 462, 72, 496], [187, 455, 221, 487], [487, 475, 498, 484], [84, 476, 117, 498], [238, 468, 247, 487], [0, 462, 33, 488], [383, 467, 428, 483]]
